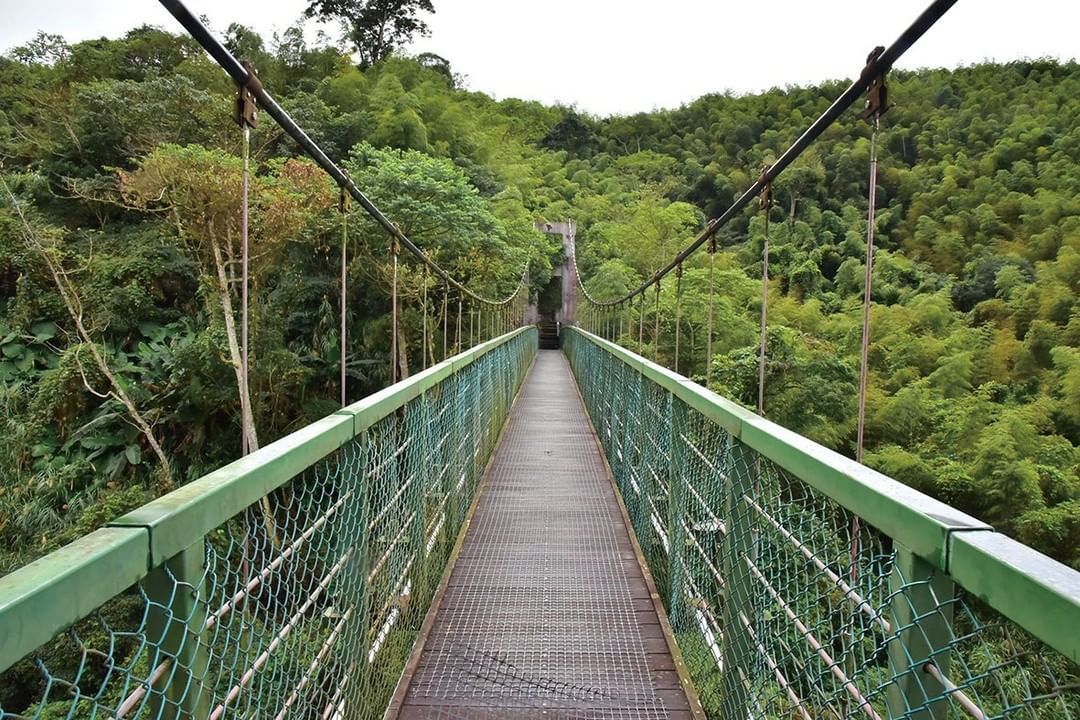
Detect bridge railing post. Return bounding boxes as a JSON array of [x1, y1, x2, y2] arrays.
[[408, 393, 433, 597], [145, 540, 211, 719], [887, 544, 955, 719], [667, 395, 689, 633], [342, 428, 373, 715], [719, 439, 755, 718]]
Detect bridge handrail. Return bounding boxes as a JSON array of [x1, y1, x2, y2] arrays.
[[564, 325, 1080, 667], [0, 325, 536, 677]]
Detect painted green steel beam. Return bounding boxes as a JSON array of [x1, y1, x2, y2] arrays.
[[564, 327, 988, 568], [949, 531, 1080, 664], [113, 327, 534, 566], [565, 324, 1080, 667], [0, 527, 149, 674], [338, 326, 534, 434], [110, 412, 354, 566], [0, 325, 537, 676]]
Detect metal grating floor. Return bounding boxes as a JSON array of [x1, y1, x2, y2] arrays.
[[392, 350, 694, 719]]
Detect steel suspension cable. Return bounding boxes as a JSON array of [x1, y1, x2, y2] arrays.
[[339, 188, 348, 407], [456, 293, 463, 353], [240, 124, 251, 455], [442, 282, 449, 361], [757, 185, 772, 416], [638, 293, 645, 347], [653, 281, 661, 363], [421, 266, 429, 371], [705, 236, 716, 388], [390, 241, 399, 384], [850, 110, 884, 635], [570, 0, 957, 309], [674, 264, 683, 374], [856, 116, 881, 464], [157, 0, 528, 328]]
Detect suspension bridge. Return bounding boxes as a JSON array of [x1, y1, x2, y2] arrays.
[[1, 0, 1079, 718]]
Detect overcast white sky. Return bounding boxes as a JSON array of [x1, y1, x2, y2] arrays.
[[2, 1, 1077, 116]]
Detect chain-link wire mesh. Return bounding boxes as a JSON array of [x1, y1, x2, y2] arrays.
[[0, 328, 536, 720], [564, 328, 1080, 720]]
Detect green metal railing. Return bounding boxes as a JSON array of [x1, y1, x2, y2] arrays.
[[0, 327, 537, 719], [563, 326, 1080, 720]]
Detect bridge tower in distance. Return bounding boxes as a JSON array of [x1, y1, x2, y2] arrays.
[[534, 219, 577, 348]]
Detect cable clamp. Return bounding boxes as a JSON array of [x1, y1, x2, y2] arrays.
[[759, 165, 774, 209], [234, 62, 260, 129], [861, 46, 890, 120]]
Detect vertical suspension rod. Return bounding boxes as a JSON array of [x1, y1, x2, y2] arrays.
[[238, 106, 253, 454], [391, 241, 399, 384], [757, 179, 772, 416], [339, 187, 348, 407]]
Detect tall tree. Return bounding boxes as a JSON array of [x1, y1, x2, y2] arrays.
[[304, 0, 435, 68]]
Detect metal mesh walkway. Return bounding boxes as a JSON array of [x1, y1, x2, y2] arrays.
[[391, 350, 695, 719]]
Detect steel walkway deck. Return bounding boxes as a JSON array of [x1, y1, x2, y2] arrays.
[[390, 350, 695, 719]]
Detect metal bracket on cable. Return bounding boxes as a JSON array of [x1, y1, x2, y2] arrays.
[[234, 62, 259, 129], [758, 165, 773, 210], [861, 46, 890, 120]]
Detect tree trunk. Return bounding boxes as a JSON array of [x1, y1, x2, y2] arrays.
[[209, 233, 279, 547], [209, 233, 259, 453], [399, 325, 410, 382]]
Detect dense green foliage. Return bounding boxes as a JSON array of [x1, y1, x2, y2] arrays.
[[0, 21, 1076, 586], [571, 63, 1080, 572]]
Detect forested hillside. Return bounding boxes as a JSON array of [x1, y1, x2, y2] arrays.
[[0, 22, 1077, 584]]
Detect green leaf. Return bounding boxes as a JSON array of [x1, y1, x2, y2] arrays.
[[139, 322, 166, 342], [31, 321, 57, 342], [2, 342, 26, 358], [125, 445, 142, 466]]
